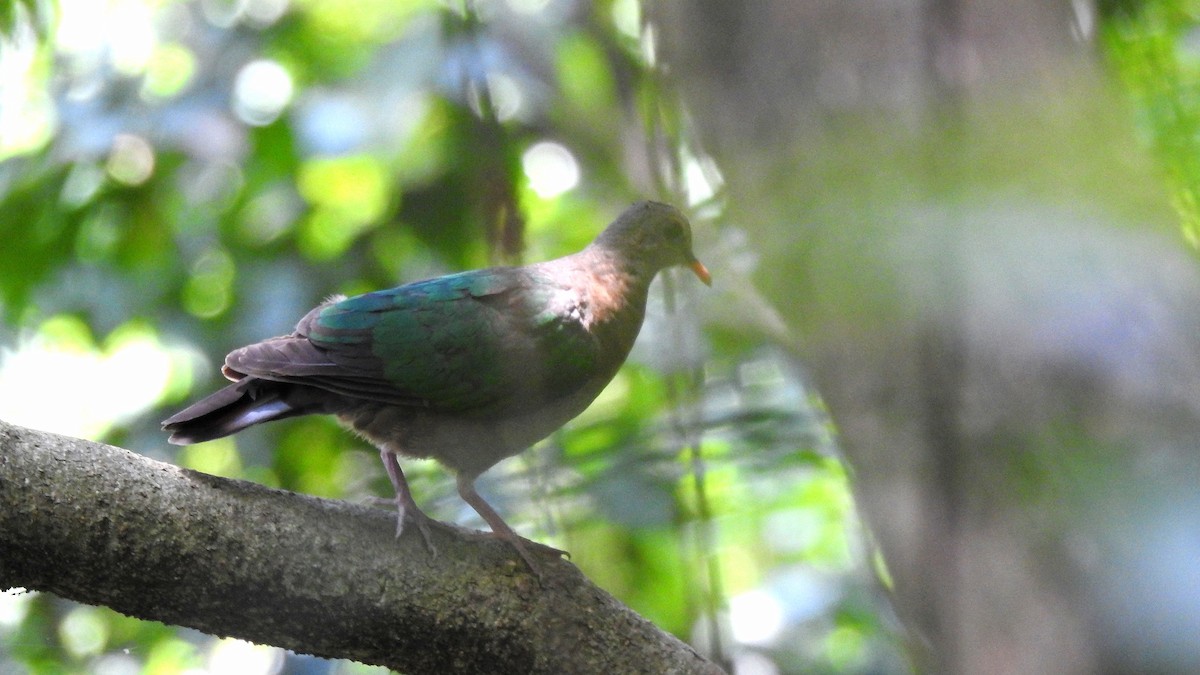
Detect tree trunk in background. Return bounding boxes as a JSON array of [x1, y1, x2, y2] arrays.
[[655, 1, 1200, 672]]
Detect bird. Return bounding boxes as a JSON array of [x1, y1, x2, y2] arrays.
[[163, 200, 711, 574]]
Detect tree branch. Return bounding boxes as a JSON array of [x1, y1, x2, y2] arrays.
[[0, 420, 722, 674]]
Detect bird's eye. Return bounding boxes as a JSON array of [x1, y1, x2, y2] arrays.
[[664, 220, 685, 241]]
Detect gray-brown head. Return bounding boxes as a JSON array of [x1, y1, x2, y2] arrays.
[[591, 201, 712, 285]]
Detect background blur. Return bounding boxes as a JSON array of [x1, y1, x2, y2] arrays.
[[1, 1, 1199, 673]]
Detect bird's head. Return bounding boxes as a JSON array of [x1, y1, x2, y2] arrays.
[[594, 201, 712, 285]]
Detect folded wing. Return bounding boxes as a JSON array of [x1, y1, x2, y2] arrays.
[[222, 267, 603, 412]]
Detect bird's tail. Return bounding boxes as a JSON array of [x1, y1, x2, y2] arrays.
[[162, 381, 302, 445]]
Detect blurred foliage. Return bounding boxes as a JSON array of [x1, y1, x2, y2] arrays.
[[1104, 0, 1200, 246], [0, 0, 54, 40], [0, 1, 902, 674]]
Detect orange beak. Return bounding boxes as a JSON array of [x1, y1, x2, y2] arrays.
[[690, 259, 712, 286]]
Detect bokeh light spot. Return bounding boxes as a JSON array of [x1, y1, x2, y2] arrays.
[[142, 43, 197, 100], [59, 606, 109, 658], [239, 185, 300, 245], [106, 133, 156, 186], [233, 59, 294, 126], [522, 141, 579, 198], [108, 0, 157, 74], [730, 589, 785, 646], [183, 248, 237, 319]]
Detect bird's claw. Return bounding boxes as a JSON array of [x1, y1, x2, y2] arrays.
[[365, 494, 437, 558], [408, 513, 437, 559], [516, 536, 568, 560], [465, 530, 568, 578], [363, 496, 398, 509]]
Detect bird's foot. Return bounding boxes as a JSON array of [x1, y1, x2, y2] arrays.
[[514, 535, 569, 560], [468, 530, 568, 577], [375, 449, 437, 557], [400, 505, 438, 559], [364, 495, 437, 558], [454, 473, 568, 578], [363, 495, 398, 510]]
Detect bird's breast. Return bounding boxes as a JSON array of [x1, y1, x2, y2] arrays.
[[337, 375, 609, 476]]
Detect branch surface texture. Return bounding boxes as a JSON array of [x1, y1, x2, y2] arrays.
[[0, 420, 722, 674]]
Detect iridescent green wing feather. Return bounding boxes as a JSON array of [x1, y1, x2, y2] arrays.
[[303, 267, 601, 411]]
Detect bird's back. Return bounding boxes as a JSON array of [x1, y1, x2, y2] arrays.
[[209, 258, 647, 469]]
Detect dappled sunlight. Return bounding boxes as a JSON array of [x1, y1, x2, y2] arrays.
[[58, 0, 157, 75], [290, 0, 431, 45], [0, 318, 197, 440], [0, 0, 926, 672], [296, 155, 390, 259], [0, 25, 54, 158]]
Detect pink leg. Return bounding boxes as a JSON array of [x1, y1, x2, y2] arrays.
[[380, 449, 436, 556], [455, 473, 566, 575]]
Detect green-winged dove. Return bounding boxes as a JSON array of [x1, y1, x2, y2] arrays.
[[163, 201, 711, 573]]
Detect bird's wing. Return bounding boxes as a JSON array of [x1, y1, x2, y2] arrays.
[[225, 267, 604, 411]]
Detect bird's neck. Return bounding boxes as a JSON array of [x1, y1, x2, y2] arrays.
[[575, 245, 654, 356], [583, 241, 656, 288]]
